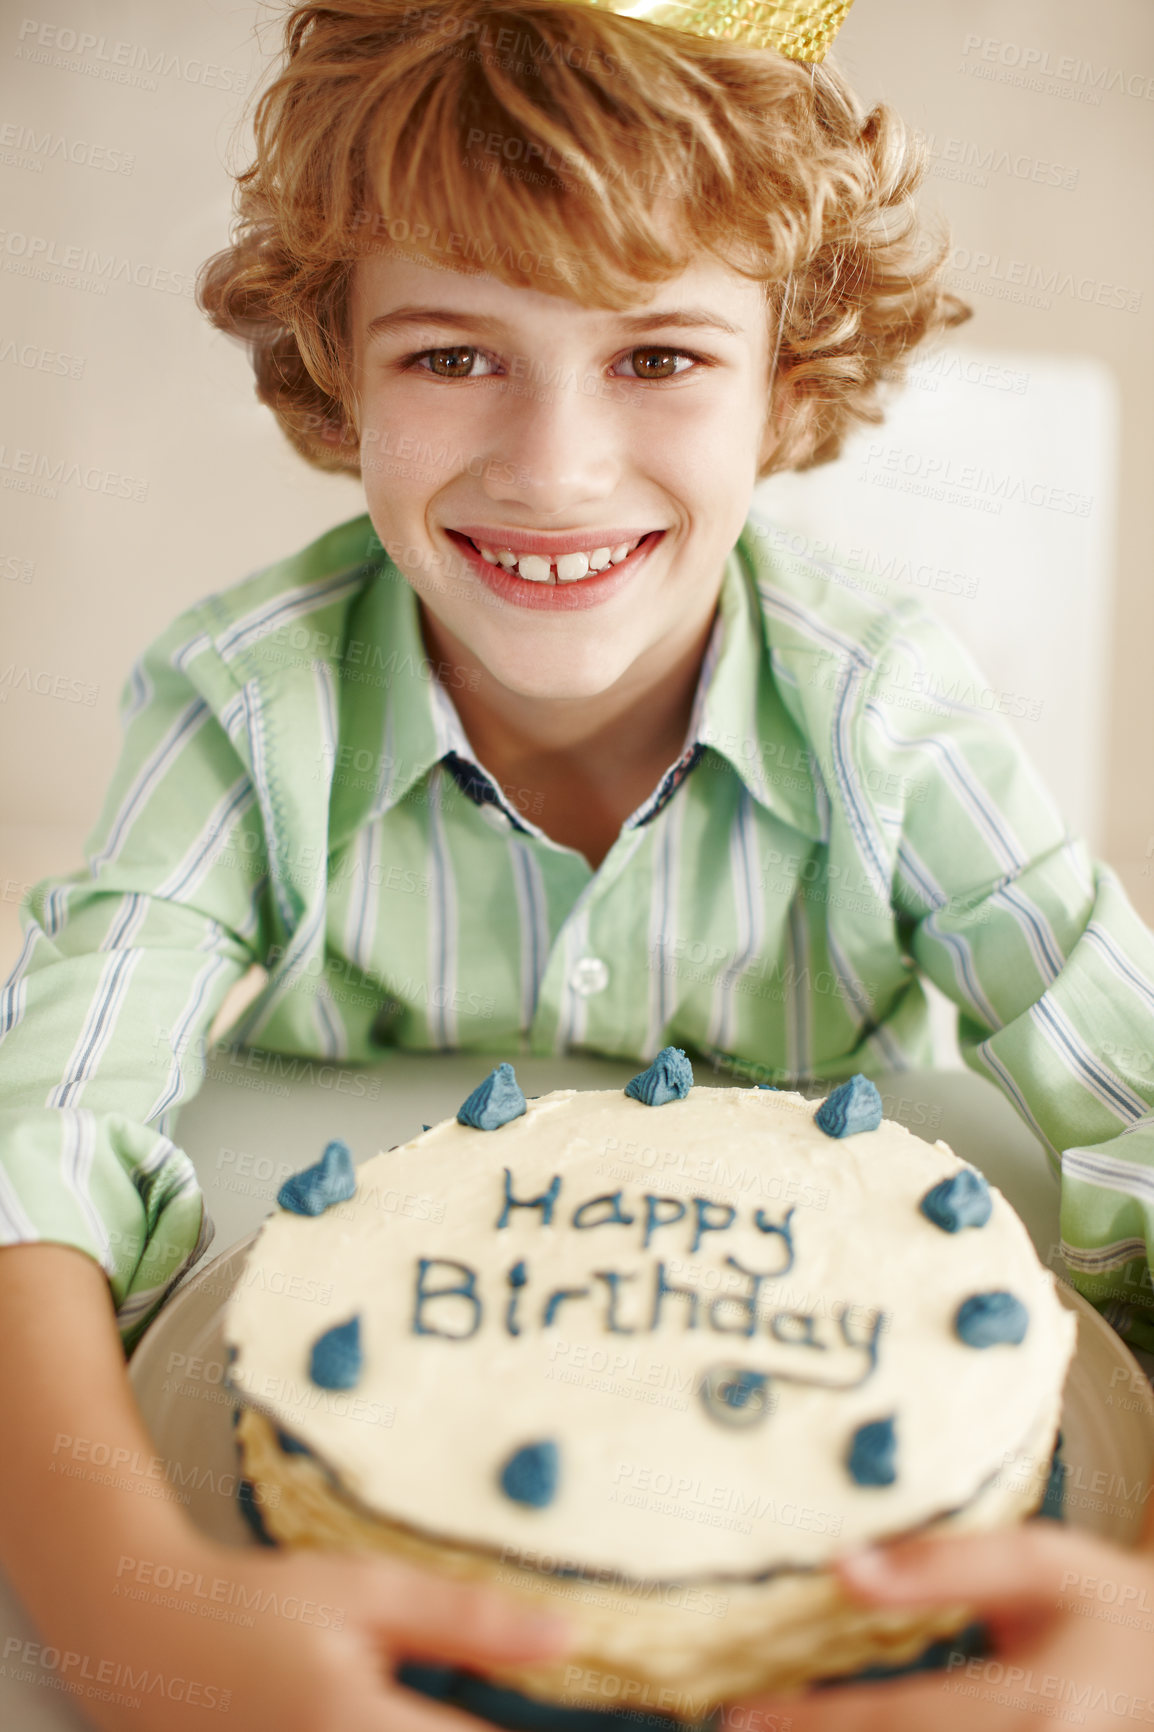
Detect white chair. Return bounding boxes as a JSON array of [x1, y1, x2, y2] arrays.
[[756, 345, 1118, 1064]]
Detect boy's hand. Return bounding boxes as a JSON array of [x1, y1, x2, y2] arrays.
[[721, 1524, 1154, 1730], [54, 1530, 571, 1732]]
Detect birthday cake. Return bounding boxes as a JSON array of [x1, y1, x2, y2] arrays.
[[223, 1053, 1076, 1718]]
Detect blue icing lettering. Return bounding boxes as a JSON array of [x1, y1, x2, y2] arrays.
[[836, 1302, 886, 1375], [625, 1046, 693, 1106], [700, 1365, 774, 1427], [276, 1427, 311, 1458], [457, 1062, 527, 1130], [641, 1194, 687, 1248], [955, 1291, 1030, 1347], [814, 1074, 882, 1138], [690, 1197, 736, 1253], [572, 1191, 636, 1230], [770, 1312, 825, 1350], [413, 1259, 483, 1338], [542, 1286, 591, 1327], [500, 1440, 560, 1508], [920, 1169, 992, 1233], [505, 1260, 528, 1336], [276, 1139, 356, 1216], [498, 1168, 561, 1228], [752, 1205, 796, 1274], [592, 1269, 637, 1334], [708, 1255, 775, 1338], [848, 1416, 898, 1486], [650, 1261, 699, 1329], [309, 1316, 363, 1389]]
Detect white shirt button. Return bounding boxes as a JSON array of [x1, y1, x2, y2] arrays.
[[570, 957, 609, 997]]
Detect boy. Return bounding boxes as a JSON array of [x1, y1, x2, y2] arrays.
[[2, 2, 1153, 1727]]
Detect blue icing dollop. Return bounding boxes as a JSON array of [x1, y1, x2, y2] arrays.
[[955, 1291, 1030, 1348], [309, 1315, 363, 1389], [814, 1074, 882, 1138], [499, 1440, 560, 1508], [457, 1062, 527, 1131], [718, 1371, 765, 1410], [276, 1139, 356, 1216], [920, 1169, 992, 1233], [700, 1365, 773, 1428], [848, 1416, 898, 1487], [275, 1427, 312, 1457], [624, 1046, 693, 1106]]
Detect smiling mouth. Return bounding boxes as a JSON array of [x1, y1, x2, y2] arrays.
[[448, 530, 664, 585]]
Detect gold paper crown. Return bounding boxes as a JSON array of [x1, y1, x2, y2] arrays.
[[574, 0, 855, 60]]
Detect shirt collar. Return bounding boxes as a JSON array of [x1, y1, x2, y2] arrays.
[[350, 522, 822, 844], [697, 531, 824, 842]]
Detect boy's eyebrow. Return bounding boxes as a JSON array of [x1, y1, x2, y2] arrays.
[[364, 305, 743, 342]]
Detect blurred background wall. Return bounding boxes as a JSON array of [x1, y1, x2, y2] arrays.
[[1, 0, 1152, 981]]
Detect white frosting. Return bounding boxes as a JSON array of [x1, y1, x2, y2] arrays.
[[224, 1085, 1075, 1580]]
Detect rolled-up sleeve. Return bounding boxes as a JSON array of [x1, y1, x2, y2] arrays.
[[0, 607, 272, 1344], [856, 606, 1154, 1351]]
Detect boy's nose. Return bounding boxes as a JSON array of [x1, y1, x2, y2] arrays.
[[474, 366, 623, 513]]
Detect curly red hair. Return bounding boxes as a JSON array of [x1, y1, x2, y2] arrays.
[[197, 0, 969, 478]]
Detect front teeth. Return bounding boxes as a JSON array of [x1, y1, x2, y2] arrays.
[[474, 537, 642, 583], [514, 554, 553, 584], [556, 551, 592, 582]]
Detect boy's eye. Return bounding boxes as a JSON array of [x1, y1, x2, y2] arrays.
[[402, 345, 700, 381], [409, 346, 496, 379], [615, 347, 697, 380]]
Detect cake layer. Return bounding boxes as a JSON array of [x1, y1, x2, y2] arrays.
[[234, 1388, 1062, 1703]]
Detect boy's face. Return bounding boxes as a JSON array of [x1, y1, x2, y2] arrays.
[[348, 247, 775, 706]]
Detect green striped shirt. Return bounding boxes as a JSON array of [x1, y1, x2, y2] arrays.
[[3, 509, 1154, 1347]]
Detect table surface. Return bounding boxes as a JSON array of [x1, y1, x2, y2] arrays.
[[0, 1056, 1142, 1729]]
